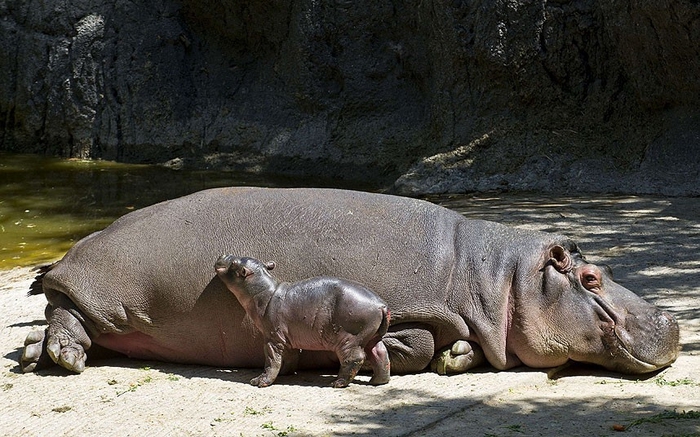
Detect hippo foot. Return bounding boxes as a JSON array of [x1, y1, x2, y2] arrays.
[[250, 374, 274, 388], [21, 329, 54, 373], [44, 332, 87, 373], [334, 358, 363, 388], [331, 378, 351, 388], [368, 374, 390, 386], [365, 339, 390, 386], [430, 340, 485, 375]]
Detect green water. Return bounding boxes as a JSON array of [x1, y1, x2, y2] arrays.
[[0, 152, 369, 269]]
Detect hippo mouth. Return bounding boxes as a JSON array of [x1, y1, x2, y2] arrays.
[[215, 255, 235, 273], [591, 294, 678, 373]]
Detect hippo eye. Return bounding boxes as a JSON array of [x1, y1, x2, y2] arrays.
[[579, 267, 602, 291]]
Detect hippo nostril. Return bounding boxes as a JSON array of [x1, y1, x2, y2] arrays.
[[656, 310, 679, 334], [661, 311, 675, 323]]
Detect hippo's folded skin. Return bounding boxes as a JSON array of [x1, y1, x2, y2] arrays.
[[22, 187, 680, 376]]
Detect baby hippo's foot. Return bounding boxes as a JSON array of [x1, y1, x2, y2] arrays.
[[331, 378, 351, 388], [250, 374, 274, 388], [366, 339, 390, 385], [368, 373, 390, 386], [430, 340, 485, 375], [332, 358, 363, 388]]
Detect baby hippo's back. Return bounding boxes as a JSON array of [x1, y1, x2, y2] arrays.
[[270, 277, 389, 351]]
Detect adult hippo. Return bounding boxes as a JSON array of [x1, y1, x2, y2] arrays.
[[21, 187, 680, 376]]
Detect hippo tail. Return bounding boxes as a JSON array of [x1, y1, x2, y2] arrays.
[[28, 262, 58, 296], [378, 306, 391, 338]]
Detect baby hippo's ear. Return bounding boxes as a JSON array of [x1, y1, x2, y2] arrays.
[[265, 261, 276, 271]]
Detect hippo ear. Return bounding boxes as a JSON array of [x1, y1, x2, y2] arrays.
[[265, 261, 275, 271], [548, 245, 573, 273]]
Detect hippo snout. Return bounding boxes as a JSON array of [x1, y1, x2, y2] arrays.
[[615, 308, 681, 372], [215, 255, 235, 273], [647, 310, 680, 364]]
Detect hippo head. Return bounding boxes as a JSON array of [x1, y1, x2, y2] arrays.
[[215, 255, 276, 279], [509, 241, 680, 374], [214, 255, 278, 298]]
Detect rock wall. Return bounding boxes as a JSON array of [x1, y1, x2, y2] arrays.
[[1, 0, 699, 194]]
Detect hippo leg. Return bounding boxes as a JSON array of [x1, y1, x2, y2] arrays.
[[365, 339, 390, 385], [45, 305, 92, 372], [430, 340, 486, 375], [333, 347, 365, 388], [22, 301, 93, 373], [381, 323, 435, 373], [251, 341, 285, 387]]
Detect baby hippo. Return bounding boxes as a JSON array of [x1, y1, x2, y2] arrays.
[[215, 255, 391, 388]]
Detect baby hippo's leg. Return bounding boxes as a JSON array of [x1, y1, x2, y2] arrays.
[[333, 346, 365, 388], [365, 338, 390, 385], [251, 341, 285, 388]]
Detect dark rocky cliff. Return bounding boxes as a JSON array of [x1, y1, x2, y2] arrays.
[[1, 0, 699, 195]]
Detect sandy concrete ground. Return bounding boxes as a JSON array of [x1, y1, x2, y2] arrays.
[[1, 193, 699, 437]]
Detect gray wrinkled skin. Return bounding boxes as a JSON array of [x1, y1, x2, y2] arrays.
[[21, 187, 680, 376]]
